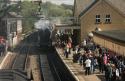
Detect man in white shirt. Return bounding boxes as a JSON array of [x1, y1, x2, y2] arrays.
[[83, 39, 87, 46], [85, 58, 91, 75]]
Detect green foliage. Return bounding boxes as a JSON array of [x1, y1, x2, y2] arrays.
[[61, 4, 73, 11], [4, 1, 39, 34], [0, 1, 7, 17], [8, 4, 18, 12], [64, 9, 73, 17], [41, 2, 73, 17], [0, 0, 5, 10], [22, 19, 35, 33], [21, 1, 38, 17], [2, 1, 73, 33], [20, 1, 39, 34], [48, 6, 65, 17]]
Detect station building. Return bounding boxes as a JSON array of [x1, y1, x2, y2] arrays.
[[74, 0, 125, 41], [93, 30, 125, 56]]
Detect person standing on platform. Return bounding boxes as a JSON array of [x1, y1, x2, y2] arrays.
[[85, 57, 91, 75], [103, 54, 108, 71], [121, 69, 125, 81], [115, 67, 120, 81], [67, 42, 72, 54], [64, 43, 70, 58], [68, 37, 72, 54], [105, 63, 112, 81], [111, 64, 117, 81], [65, 49, 69, 58], [1, 43, 4, 56], [0, 43, 2, 56]]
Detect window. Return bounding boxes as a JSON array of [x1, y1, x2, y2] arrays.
[[96, 15, 101, 24], [105, 15, 111, 23]]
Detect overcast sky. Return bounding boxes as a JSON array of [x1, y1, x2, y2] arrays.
[[42, 0, 74, 5]]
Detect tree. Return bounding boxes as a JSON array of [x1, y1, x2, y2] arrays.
[[20, 1, 39, 33], [21, 1, 38, 17], [0, 0, 7, 17], [61, 4, 73, 11], [0, 0, 5, 10], [48, 5, 65, 17], [41, 2, 73, 17]]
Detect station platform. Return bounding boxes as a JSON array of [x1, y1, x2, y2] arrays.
[[0, 52, 16, 69], [56, 48, 105, 81], [0, 56, 4, 64], [0, 52, 8, 65]]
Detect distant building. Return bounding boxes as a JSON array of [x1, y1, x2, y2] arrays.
[[74, 0, 125, 41], [8, 12, 23, 46], [0, 12, 22, 47]]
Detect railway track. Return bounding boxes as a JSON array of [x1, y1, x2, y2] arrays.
[[0, 31, 42, 81], [0, 42, 31, 81], [40, 54, 54, 81], [33, 46, 76, 81], [0, 42, 26, 69], [40, 47, 77, 81], [12, 43, 30, 71]]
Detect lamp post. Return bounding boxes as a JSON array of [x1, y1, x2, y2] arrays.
[[7, 18, 16, 52], [7, 19, 12, 51]]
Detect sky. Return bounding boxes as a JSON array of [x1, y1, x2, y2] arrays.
[[42, 0, 74, 5]]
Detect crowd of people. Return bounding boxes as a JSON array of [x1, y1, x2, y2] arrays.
[[55, 33, 125, 81], [73, 43, 125, 81]]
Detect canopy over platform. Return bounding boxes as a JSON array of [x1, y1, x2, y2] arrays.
[[55, 24, 80, 30], [93, 30, 125, 43]]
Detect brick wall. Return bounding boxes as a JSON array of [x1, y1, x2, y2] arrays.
[[93, 34, 125, 56], [80, 1, 125, 41], [74, 0, 95, 17]]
